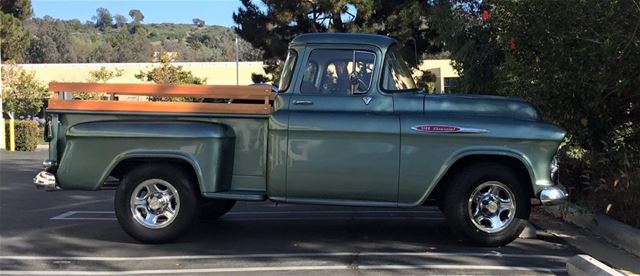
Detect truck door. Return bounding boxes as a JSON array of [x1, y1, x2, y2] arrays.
[[285, 46, 400, 204]]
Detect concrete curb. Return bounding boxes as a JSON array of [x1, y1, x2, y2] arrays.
[[567, 254, 624, 276], [518, 221, 537, 239], [544, 203, 640, 258]]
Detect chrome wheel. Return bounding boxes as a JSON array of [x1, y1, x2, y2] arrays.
[[130, 179, 180, 229], [467, 181, 516, 233]]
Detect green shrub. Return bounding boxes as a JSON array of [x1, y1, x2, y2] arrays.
[[4, 120, 40, 151]]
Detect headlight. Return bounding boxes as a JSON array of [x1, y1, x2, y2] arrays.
[[550, 155, 559, 183]]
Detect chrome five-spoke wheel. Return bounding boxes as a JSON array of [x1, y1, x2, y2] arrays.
[[130, 179, 180, 229], [116, 164, 198, 243], [467, 181, 516, 233], [443, 163, 529, 246]]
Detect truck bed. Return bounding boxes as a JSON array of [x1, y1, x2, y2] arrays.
[[45, 82, 273, 195]]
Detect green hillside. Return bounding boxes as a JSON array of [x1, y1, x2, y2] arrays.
[[20, 16, 261, 63]]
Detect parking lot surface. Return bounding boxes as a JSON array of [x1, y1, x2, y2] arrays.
[[0, 150, 579, 275]]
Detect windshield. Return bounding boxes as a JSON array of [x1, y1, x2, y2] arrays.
[[382, 46, 417, 91], [278, 50, 297, 92]]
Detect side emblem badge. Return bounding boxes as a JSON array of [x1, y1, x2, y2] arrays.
[[411, 125, 489, 134], [362, 96, 372, 105]]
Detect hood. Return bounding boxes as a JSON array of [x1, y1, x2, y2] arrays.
[[424, 94, 540, 121]]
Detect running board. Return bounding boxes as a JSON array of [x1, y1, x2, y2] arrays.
[[203, 190, 267, 201]]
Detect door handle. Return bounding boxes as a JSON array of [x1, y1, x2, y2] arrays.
[[293, 100, 314, 105]]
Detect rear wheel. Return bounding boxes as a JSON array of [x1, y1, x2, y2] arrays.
[[442, 163, 530, 246], [115, 164, 199, 243]]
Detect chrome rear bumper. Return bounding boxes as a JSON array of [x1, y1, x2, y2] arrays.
[[34, 171, 60, 191], [539, 184, 568, 205]]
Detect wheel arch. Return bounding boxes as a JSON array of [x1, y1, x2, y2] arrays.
[[101, 151, 205, 194], [426, 151, 536, 206]]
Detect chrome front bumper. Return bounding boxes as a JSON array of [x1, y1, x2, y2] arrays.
[[34, 171, 60, 191], [538, 184, 568, 205]]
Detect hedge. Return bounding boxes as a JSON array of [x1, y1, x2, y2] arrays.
[[4, 120, 40, 151]]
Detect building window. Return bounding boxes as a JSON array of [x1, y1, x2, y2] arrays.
[[443, 77, 459, 93]]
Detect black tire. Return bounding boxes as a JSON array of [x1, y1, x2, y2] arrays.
[[115, 164, 199, 243], [200, 199, 236, 220], [442, 163, 530, 247]]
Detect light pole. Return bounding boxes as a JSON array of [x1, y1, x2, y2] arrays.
[[235, 37, 239, 85]]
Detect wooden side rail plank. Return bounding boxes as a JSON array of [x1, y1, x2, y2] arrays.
[[47, 99, 273, 115], [48, 82, 276, 100]]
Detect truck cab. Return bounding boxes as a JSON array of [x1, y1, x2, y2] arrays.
[[269, 34, 408, 205]]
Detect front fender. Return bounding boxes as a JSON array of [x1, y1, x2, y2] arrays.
[[414, 147, 536, 206], [398, 145, 554, 208]]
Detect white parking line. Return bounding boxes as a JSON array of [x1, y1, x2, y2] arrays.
[[0, 264, 567, 275], [0, 251, 570, 261], [50, 211, 114, 220]]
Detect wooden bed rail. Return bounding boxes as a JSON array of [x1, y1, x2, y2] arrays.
[[47, 82, 276, 115]]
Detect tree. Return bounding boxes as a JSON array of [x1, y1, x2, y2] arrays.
[[101, 28, 153, 62], [113, 14, 127, 28], [0, 0, 32, 20], [24, 17, 76, 63], [74, 67, 124, 100], [135, 52, 206, 101], [432, 1, 503, 93], [494, 1, 640, 164], [0, 12, 29, 62], [88, 66, 123, 83], [1, 62, 48, 117], [232, 0, 440, 84], [129, 9, 144, 23], [93, 7, 112, 31], [192, 18, 205, 28]]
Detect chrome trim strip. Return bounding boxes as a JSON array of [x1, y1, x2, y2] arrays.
[[411, 125, 489, 134]]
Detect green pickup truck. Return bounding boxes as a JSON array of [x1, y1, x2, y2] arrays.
[[34, 33, 567, 246]]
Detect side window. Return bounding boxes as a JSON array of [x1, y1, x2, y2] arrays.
[[278, 50, 297, 92], [300, 49, 376, 95], [381, 46, 417, 91]]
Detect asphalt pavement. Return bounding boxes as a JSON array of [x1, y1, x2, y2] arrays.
[[0, 149, 579, 275]]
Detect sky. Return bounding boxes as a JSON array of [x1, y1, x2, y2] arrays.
[[32, 0, 243, 27]]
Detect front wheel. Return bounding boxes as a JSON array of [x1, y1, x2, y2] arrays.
[[442, 163, 530, 247], [115, 164, 199, 243]]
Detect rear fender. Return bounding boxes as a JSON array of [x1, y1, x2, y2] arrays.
[[102, 151, 205, 192], [55, 120, 235, 193]]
